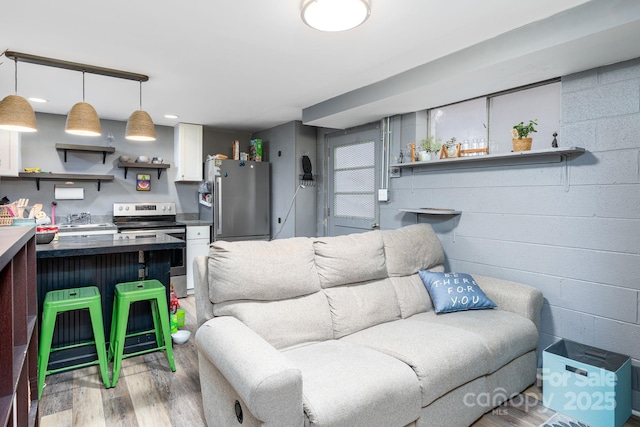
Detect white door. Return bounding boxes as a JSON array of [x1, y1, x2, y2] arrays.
[[327, 124, 381, 236]]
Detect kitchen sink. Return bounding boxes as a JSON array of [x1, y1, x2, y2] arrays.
[[58, 223, 115, 229], [58, 222, 118, 236]]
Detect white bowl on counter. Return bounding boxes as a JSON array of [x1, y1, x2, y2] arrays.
[[136, 155, 150, 163], [119, 155, 131, 162]]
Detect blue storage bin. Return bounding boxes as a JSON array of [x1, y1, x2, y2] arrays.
[[542, 339, 631, 427]]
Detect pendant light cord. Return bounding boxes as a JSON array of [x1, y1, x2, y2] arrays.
[[139, 80, 143, 110], [14, 58, 18, 94], [82, 70, 86, 102]]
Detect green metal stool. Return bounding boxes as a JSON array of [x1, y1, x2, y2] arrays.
[[109, 279, 176, 387], [38, 286, 111, 398]]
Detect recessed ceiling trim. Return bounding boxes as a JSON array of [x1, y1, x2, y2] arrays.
[[4, 51, 148, 82]]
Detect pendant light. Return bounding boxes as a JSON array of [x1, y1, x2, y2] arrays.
[[301, 0, 371, 32], [0, 58, 38, 132], [66, 70, 101, 136], [125, 80, 156, 141]]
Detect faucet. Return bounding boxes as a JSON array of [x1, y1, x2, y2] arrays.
[[66, 212, 91, 225]]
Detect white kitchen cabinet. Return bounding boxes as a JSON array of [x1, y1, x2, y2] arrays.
[[0, 129, 21, 177], [174, 123, 203, 181], [186, 225, 210, 293]]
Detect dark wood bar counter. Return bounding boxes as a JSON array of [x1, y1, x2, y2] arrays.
[[36, 234, 185, 371]]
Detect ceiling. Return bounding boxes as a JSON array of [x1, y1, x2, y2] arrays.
[[1, 0, 639, 133]]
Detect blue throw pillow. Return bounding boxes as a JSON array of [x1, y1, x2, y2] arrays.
[[418, 271, 497, 314]]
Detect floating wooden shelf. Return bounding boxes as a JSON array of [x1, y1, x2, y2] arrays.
[[392, 147, 585, 169], [17, 172, 114, 191], [399, 208, 461, 215], [55, 143, 115, 164], [117, 162, 170, 179]]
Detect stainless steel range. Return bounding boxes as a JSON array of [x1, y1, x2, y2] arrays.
[[113, 202, 186, 295]]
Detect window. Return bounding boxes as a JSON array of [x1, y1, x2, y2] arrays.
[[489, 82, 561, 153], [429, 97, 487, 149], [427, 81, 561, 154]]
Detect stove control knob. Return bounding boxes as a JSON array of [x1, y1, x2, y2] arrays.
[[162, 206, 166, 211], [118, 206, 123, 211], [125, 206, 130, 211]]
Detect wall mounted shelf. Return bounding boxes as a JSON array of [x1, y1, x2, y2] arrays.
[[117, 162, 170, 179], [17, 172, 114, 191], [55, 143, 115, 164], [399, 208, 461, 215], [392, 147, 585, 170]]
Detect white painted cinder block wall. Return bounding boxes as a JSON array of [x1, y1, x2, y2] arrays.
[[380, 57, 640, 409]]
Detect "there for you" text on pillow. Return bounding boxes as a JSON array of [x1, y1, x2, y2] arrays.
[[418, 271, 497, 314]]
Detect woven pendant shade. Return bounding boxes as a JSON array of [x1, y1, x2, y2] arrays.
[[126, 110, 156, 141], [65, 102, 101, 136], [0, 95, 38, 132]]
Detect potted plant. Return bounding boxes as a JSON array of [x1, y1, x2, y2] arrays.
[[419, 136, 441, 161], [511, 119, 537, 151], [444, 137, 458, 157]]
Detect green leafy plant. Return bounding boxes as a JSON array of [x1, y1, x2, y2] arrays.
[[445, 137, 457, 147], [420, 136, 442, 152], [512, 119, 538, 139]]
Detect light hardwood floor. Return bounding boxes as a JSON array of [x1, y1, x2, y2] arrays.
[[39, 296, 640, 427], [39, 295, 205, 427]]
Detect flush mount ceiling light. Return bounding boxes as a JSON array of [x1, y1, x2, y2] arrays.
[[126, 81, 156, 141], [301, 0, 371, 32], [66, 70, 101, 136], [0, 58, 38, 132]]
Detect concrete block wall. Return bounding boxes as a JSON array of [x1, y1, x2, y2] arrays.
[[381, 57, 640, 409]]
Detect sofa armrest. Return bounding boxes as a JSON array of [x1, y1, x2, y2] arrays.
[[195, 316, 303, 426], [194, 255, 214, 327], [474, 275, 544, 331]]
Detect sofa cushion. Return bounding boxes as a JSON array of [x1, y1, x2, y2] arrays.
[[418, 271, 497, 314], [388, 273, 436, 319], [283, 340, 421, 427], [381, 224, 445, 276], [314, 230, 387, 288], [323, 278, 401, 338], [410, 310, 539, 373], [208, 237, 321, 303], [340, 318, 491, 406], [213, 291, 334, 350]]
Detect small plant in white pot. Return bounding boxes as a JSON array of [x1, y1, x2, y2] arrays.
[[511, 119, 537, 151], [419, 136, 441, 161]]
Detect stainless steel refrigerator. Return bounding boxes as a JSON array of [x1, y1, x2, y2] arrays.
[[198, 158, 271, 241]]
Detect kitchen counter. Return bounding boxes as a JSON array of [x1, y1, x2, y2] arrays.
[[36, 232, 184, 257], [179, 219, 211, 227], [36, 233, 185, 371]]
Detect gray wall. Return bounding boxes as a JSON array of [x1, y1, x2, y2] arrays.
[[0, 112, 199, 223], [379, 57, 640, 408], [253, 120, 317, 239], [203, 127, 254, 161]]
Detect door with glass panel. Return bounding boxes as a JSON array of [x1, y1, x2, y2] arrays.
[[327, 124, 380, 236]]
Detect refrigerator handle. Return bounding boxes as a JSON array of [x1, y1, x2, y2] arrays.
[[216, 176, 222, 235]]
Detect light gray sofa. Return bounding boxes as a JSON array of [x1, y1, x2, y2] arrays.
[[194, 224, 543, 427]]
